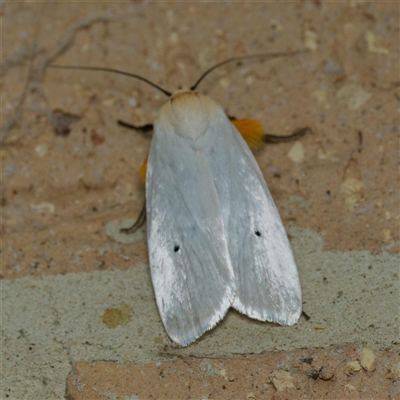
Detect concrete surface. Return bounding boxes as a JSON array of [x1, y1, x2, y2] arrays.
[[2, 1, 399, 399], [3, 225, 399, 398]]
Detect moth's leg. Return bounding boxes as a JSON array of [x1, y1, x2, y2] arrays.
[[117, 120, 153, 133], [117, 119, 150, 234], [263, 127, 311, 143], [228, 114, 310, 146], [120, 202, 146, 234], [302, 310, 311, 321]]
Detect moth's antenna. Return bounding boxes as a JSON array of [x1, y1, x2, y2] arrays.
[[49, 65, 172, 97], [190, 50, 309, 91]]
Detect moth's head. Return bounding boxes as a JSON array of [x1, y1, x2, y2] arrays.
[[168, 90, 211, 121], [156, 90, 221, 140]]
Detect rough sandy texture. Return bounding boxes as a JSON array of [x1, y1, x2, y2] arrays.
[[2, 1, 399, 399], [3, 226, 399, 398], [65, 346, 400, 399]]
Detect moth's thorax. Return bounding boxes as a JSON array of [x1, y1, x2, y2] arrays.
[[155, 91, 222, 140]]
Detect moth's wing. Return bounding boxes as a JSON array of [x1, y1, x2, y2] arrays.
[[146, 123, 235, 346], [207, 114, 302, 326]]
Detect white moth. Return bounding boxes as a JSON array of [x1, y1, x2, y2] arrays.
[[147, 90, 301, 346], [51, 52, 304, 346]]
